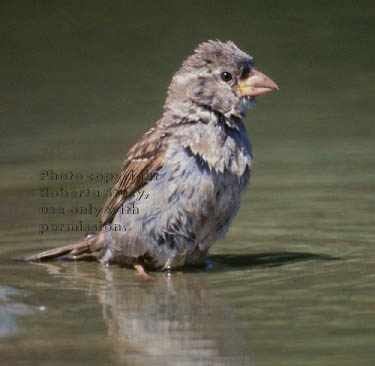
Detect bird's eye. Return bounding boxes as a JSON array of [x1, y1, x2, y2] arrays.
[[221, 71, 232, 82]]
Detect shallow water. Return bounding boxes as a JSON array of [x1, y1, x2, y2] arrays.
[[1, 1, 375, 365]]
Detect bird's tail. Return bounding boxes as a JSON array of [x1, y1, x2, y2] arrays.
[[26, 232, 103, 262]]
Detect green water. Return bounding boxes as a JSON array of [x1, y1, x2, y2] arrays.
[[1, 1, 374, 365]]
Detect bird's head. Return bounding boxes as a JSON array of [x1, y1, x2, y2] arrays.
[[164, 40, 278, 119]]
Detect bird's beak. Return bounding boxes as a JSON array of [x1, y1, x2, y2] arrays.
[[238, 69, 279, 97]]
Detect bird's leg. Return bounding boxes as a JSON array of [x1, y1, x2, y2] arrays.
[[133, 263, 157, 280]]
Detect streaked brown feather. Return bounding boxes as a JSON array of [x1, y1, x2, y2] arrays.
[[26, 233, 100, 262], [100, 128, 169, 226]]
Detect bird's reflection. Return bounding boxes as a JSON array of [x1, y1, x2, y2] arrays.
[[101, 270, 253, 365], [37, 262, 253, 366]]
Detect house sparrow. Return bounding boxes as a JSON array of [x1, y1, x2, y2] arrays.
[[28, 40, 278, 275]]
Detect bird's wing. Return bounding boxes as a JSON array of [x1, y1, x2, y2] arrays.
[[101, 127, 169, 226]]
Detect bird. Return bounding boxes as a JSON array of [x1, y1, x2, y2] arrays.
[[27, 40, 278, 276]]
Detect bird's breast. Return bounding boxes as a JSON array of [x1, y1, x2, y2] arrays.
[[175, 119, 253, 178], [161, 143, 251, 244]]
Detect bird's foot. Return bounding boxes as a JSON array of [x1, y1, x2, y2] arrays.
[[133, 264, 158, 280]]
